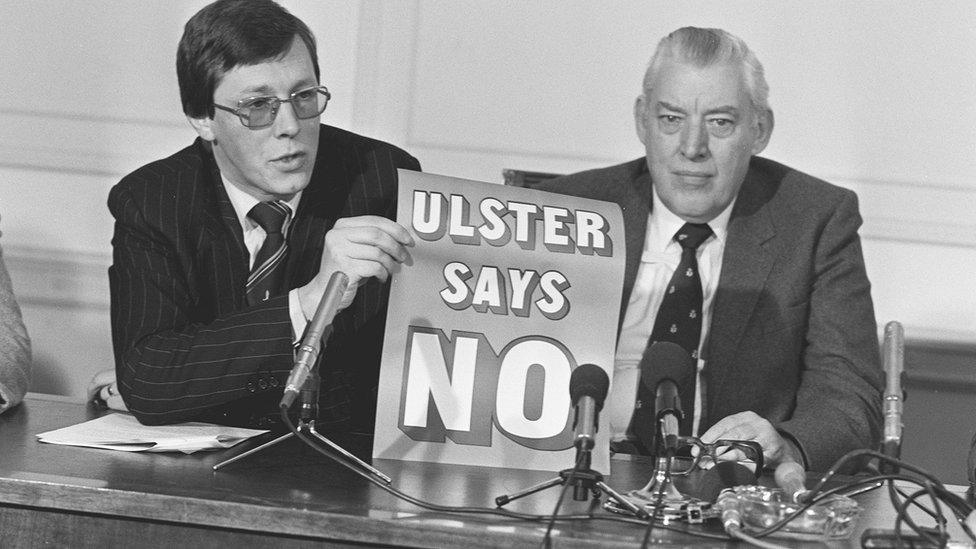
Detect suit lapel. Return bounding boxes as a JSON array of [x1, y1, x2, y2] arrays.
[[618, 165, 654, 330], [703, 169, 776, 411], [287, 180, 329, 289], [286, 128, 348, 288], [197, 145, 249, 314]]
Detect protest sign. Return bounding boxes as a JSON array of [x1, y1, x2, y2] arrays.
[[373, 170, 625, 473]]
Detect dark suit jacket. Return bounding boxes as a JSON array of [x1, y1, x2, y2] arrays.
[[108, 124, 420, 432], [536, 157, 883, 471]]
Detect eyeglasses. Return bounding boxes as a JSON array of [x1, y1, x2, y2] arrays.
[[213, 85, 331, 129], [668, 436, 764, 478]]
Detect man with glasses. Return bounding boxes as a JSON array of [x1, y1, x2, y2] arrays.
[[107, 0, 420, 438], [537, 27, 883, 473]]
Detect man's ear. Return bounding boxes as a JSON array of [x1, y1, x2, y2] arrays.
[[187, 114, 216, 142], [634, 94, 650, 146], [751, 109, 774, 155]]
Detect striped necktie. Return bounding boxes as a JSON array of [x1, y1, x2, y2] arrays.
[[246, 201, 291, 305], [629, 222, 713, 453]]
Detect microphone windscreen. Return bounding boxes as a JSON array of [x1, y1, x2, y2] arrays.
[[640, 341, 694, 391], [688, 461, 757, 503], [569, 364, 610, 410]]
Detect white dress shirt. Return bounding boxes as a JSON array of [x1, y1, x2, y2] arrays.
[[221, 178, 308, 339], [607, 187, 735, 441]]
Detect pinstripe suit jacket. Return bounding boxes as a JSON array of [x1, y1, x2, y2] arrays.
[[536, 157, 883, 472], [108, 124, 420, 431]]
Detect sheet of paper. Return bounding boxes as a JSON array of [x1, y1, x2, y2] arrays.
[[36, 413, 268, 454]]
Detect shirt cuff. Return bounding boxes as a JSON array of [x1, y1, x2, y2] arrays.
[[289, 288, 308, 344]]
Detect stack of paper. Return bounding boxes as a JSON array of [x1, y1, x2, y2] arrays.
[[37, 413, 268, 454]]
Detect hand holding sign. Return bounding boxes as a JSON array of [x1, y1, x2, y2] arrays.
[[299, 215, 415, 316]]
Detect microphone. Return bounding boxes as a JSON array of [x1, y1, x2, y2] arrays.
[[280, 271, 350, 409], [568, 364, 610, 452], [641, 341, 694, 455], [655, 378, 681, 455], [880, 321, 904, 473]]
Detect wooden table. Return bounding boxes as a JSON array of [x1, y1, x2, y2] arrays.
[[0, 394, 967, 547]]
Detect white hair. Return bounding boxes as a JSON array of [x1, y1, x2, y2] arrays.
[[642, 27, 771, 118]]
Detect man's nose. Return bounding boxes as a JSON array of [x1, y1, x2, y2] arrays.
[[680, 121, 709, 160], [273, 100, 301, 138]]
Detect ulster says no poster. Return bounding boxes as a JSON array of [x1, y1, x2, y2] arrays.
[[373, 170, 625, 473]]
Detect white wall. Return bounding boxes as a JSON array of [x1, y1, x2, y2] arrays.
[[355, 1, 976, 344], [0, 1, 973, 398]]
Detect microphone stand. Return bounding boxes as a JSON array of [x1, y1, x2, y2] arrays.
[[494, 442, 648, 519], [213, 371, 390, 484], [212, 355, 391, 483], [629, 454, 685, 503], [213, 274, 391, 483], [625, 412, 689, 513]]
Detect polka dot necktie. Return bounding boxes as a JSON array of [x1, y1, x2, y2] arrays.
[[630, 222, 713, 452], [246, 201, 291, 305]]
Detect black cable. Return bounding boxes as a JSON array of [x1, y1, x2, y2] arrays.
[[849, 451, 974, 543], [640, 454, 673, 548], [281, 410, 972, 547], [888, 480, 947, 545], [745, 449, 976, 544], [751, 473, 939, 539], [893, 483, 940, 522], [638, 489, 659, 548], [280, 407, 556, 521], [805, 449, 959, 503], [890, 483, 939, 546], [891, 485, 948, 548], [278, 407, 640, 523], [279, 407, 735, 544], [743, 479, 867, 539], [835, 474, 973, 544], [888, 479, 976, 542], [540, 450, 586, 548]]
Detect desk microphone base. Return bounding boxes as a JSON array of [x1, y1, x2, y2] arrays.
[[495, 463, 648, 520], [212, 419, 391, 484]]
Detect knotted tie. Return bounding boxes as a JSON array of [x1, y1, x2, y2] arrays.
[[246, 201, 291, 305], [630, 222, 713, 453]]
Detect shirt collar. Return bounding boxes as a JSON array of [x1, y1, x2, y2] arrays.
[[648, 186, 736, 252], [220, 176, 302, 231]]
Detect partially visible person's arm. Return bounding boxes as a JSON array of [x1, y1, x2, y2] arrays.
[[774, 191, 883, 471], [0, 226, 31, 414], [702, 191, 882, 472]]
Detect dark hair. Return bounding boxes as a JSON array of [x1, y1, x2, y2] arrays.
[[177, 0, 320, 118]]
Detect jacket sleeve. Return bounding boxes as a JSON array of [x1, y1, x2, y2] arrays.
[[776, 191, 884, 471], [108, 184, 294, 425], [0, 236, 31, 414]]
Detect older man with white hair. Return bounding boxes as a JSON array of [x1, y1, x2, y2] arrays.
[[538, 27, 882, 473]]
